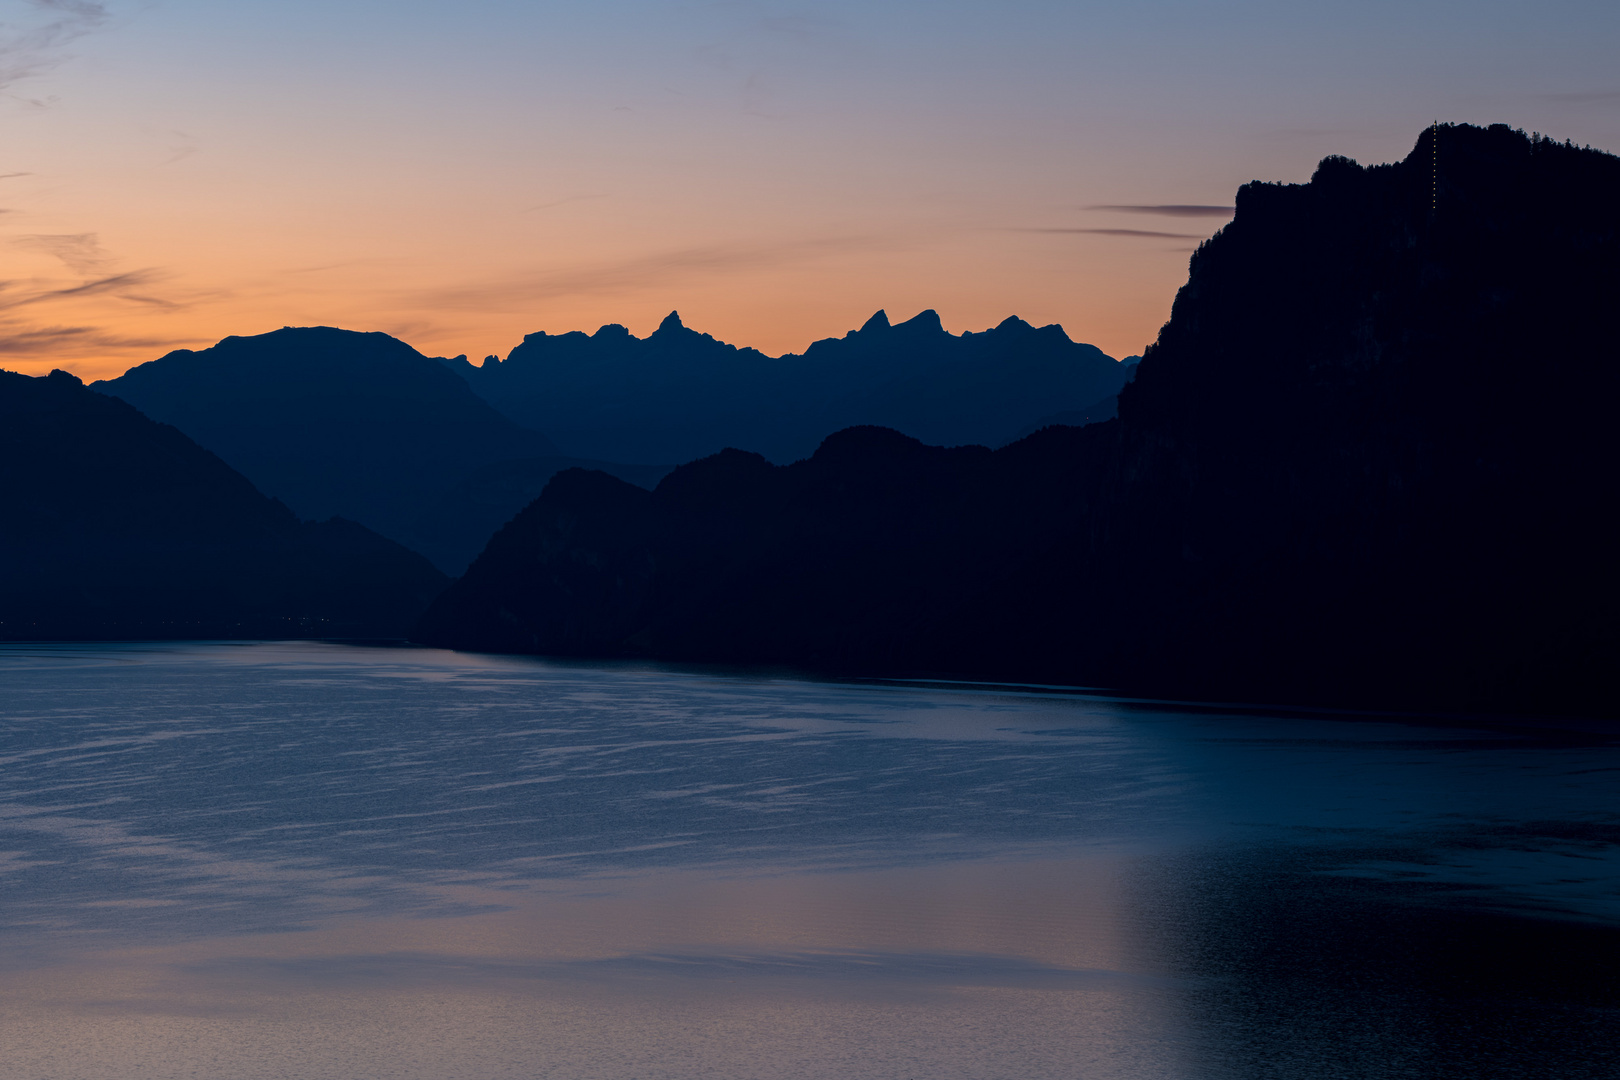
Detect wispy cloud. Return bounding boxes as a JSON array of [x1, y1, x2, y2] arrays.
[[157, 128, 199, 165], [284, 256, 410, 276], [694, 7, 860, 120], [519, 193, 609, 214], [0, 268, 176, 310], [13, 231, 110, 274], [410, 234, 889, 312], [0, 0, 110, 93], [0, 267, 211, 370], [755, 13, 851, 50], [0, 320, 187, 357], [1014, 227, 1204, 240], [1086, 204, 1234, 217], [0, 219, 215, 370], [1542, 89, 1620, 104]]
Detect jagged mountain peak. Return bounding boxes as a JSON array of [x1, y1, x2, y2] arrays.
[[894, 309, 943, 334], [418, 122, 1620, 718], [455, 305, 1129, 464]]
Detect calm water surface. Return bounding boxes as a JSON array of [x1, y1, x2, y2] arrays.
[[0, 642, 1614, 1079]]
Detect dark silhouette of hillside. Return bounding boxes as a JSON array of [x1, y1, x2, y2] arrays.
[[446, 309, 1134, 464], [1073, 123, 1620, 714], [1, 369, 447, 639], [94, 327, 663, 574], [1007, 357, 1139, 440], [416, 124, 1620, 718], [413, 425, 1106, 666], [92, 318, 1123, 572]]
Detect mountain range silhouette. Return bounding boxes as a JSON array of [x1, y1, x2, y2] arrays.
[[416, 123, 1620, 717], [6, 121, 1612, 715], [0, 368, 446, 640], [92, 316, 1131, 573], [94, 327, 666, 573], [446, 308, 1137, 465]]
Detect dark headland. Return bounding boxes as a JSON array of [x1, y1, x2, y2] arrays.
[[415, 123, 1619, 718], [0, 369, 447, 639]]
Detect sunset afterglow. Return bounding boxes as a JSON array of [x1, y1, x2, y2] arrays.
[[5, 0, 1617, 377]]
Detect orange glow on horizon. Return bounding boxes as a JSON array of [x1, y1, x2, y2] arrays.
[[2, 214, 1201, 382], [4, 0, 1612, 383]]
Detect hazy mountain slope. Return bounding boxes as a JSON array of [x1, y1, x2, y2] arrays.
[[94, 327, 651, 573], [93, 316, 1124, 572], [448, 309, 1133, 464], [401, 453, 673, 571], [0, 369, 447, 639], [414, 123, 1619, 717]]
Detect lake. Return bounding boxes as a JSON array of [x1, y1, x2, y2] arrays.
[[0, 641, 1614, 1079]]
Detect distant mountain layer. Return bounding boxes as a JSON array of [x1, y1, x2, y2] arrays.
[[91, 315, 1134, 574], [0, 369, 447, 639], [94, 327, 664, 574], [446, 310, 1137, 465], [416, 123, 1620, 718]]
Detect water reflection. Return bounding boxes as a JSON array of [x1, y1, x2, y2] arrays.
[[0, 642, 1614, 1079]]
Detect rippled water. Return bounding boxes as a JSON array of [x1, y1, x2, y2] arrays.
[[0, 642, 1614, 1079]]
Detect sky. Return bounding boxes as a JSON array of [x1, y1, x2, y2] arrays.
[[2, 0, 1618, 380]]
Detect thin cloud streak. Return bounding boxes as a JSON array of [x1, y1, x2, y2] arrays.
[[1015, 227, 1205, 239], [0, 321, 189, 357], [13, 232, 109, 275], [0, 0, 110, 92], [0, 269, 176, 310], [1542, 90, 1620, 104], [411, 234, 895, 313], [1087, 205, 1234, 217], [520, 194, 609, 214]]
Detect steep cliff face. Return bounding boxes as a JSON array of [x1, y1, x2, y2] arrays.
[[1, 369, 448, 639], [1085, 123, 1619, 712], [416, 124, 1619, 717]]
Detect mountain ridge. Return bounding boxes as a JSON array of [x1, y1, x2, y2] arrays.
[[1, 367, 447, 639], [92, 326, 661, 574], [447, 308, 1135, 465], [414, 123, 1620, 718]]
